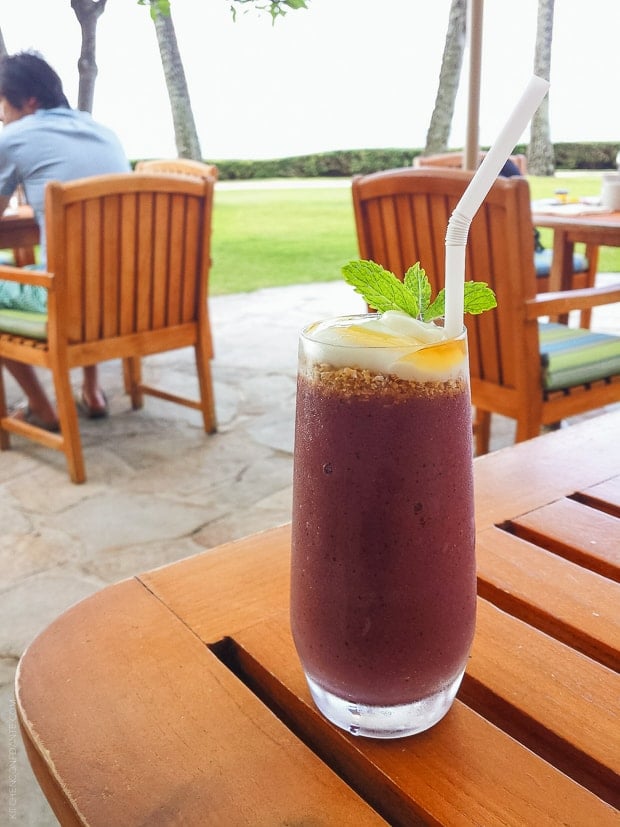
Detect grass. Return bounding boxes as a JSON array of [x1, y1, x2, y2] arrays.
[[210, 175, 619, 295], [210, 185, 357, 295]]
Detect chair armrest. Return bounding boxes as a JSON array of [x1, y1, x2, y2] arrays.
[[525, 283, 620, 320], [0, 264, 54, 290]]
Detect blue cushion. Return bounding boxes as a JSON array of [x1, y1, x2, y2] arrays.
[[534, 248, 588, 278], [539, 322, 620, 391]]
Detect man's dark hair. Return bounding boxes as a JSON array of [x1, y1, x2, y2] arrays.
[[0, 51, 69, 109]]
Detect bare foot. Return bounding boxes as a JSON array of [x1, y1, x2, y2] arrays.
[[10, 401, 60, 432], [79, 388, 109, 419]]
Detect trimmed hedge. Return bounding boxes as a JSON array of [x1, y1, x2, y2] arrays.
[[134, 142, 620, 180]]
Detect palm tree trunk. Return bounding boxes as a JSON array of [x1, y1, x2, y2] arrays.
[[151, 2, 202, 160], [528, 0, 555, 175], [424, 0, 467, 155]]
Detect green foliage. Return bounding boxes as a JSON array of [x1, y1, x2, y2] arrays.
[[552, 142, 620, 170], [230, 0, 308, 24], [137, 0, 170, 20], [152, 143, 619, 182], [209, 149, 417, 180], [138, 0, 309, 24]]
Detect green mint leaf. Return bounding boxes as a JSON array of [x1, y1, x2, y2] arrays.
[[342, 259, 497, 322], [403, 263, 431, 317], [423, 289, 445, 322], [342, 260, 419, 317], [463, 281, 497, 314]]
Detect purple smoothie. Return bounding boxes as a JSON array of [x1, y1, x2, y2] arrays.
[[290, 358, 476, 708]]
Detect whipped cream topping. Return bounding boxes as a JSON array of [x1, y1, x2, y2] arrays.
[[303, 312, 467, 382]]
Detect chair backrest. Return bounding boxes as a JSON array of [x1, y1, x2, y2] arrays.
[[45, 172, 214, 346], [414, 152, 528, 176], [135, 158, 218, 181], [351, 167, 540, 402]]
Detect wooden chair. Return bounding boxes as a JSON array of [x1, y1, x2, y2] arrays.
[[135, 158, 218, 181], [0, 172, 216, 483], [351, 167, 620, 455], [412, 152, 598, 319]]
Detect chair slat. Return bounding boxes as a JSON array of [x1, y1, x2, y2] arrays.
[[102, 194, 121, 339], [137, 191, 156, 332], [119, 192, 138, 336], [181, 198, 201, 322], [151, 192, 171, 329]]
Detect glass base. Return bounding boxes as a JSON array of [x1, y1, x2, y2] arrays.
[[305, 669, 465, 739]]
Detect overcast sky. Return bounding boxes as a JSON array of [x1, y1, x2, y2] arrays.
[[2, 0, 619, 160]]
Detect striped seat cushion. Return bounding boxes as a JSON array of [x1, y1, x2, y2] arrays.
[[539, 322, 620, 391], [534, 248, 588, 277], [0, 308, 48, 340]]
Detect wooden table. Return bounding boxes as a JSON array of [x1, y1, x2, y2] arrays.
[[531, 204, 620, 293], [0, 206, 39, 266], [16, 412, 620, 826]]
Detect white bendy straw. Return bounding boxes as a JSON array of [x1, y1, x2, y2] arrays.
[[443, 75, 550, 338]]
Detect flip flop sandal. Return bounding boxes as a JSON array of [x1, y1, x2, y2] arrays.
[[9, 402, 60, 433], [76, 391, 109, 420]]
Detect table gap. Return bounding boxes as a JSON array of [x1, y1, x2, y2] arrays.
[[457, 673, 619, 807], [208, 637, 424, 827]]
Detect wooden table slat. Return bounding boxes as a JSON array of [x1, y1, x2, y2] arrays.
[[473, 413, 620, 531], [573, 475, 620, 517], [476, 525, 620, 671], [462, 599, 619, 806], [508, 497, 620, 581], [138, 523, 293, 641]]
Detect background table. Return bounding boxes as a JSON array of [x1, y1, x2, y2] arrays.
[[531, 205, 620, 293], [0, 206, 39, 266], [16, 411, 620, 826]]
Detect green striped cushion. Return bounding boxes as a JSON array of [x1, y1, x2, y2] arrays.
[[0, 308, 48, 340], [539, 322, 620, 391]]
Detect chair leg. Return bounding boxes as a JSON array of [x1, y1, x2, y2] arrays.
[[123, 357, 143, 410], [473, 408, 491, 456], [515, 417, 543, 444], [194, 338, 217, 434], [0, 364, 10, 450], [579, 243, 599, 330], [52, 368, 86, 484]]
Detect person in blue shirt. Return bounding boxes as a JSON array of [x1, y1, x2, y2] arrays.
[[0, 51, 130, 429]]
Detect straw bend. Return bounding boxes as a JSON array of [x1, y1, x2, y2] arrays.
[[443, 74, 550, 338]]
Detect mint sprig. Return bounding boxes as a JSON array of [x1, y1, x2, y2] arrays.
[[342, 259, 497, 321]]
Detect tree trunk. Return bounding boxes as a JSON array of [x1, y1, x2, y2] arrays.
[[0, 27, 8, 59], [151, 2, 202, 160], [71, 0, 108, 113], [528, 0, 555, 175], [424, 0, 467, 155]]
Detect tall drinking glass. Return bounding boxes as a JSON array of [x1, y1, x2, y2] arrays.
[[290, 314, 476, 739]]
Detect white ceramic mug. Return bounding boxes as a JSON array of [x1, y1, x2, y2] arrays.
[[601, 173, 620, 210]]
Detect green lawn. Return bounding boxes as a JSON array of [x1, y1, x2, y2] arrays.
[[209, 175, 619, 295]]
